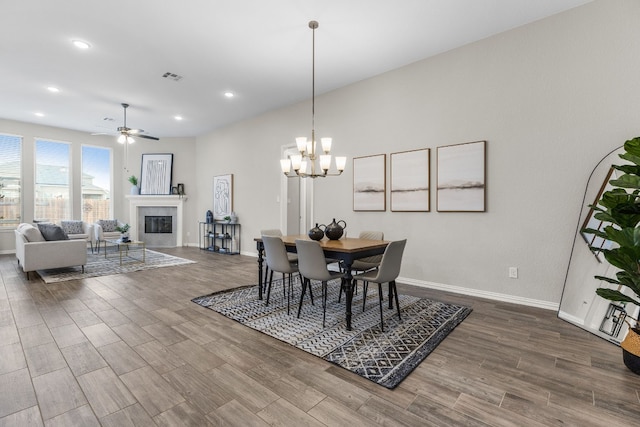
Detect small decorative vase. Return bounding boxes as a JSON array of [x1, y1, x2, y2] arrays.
[[308, 223, 325, 241], [230, 212, 238, 223], [130, 185, 139, 195], [324, 218, 347, 240]]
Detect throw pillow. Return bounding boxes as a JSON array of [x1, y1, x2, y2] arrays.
[[99, 219, 118, 232], [21, 224, 46, 242], [61, 220, 84, 235], [37, 223, 69, 241]]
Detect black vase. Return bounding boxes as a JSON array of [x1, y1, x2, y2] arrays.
[[324, 218, 347, 240], [308, 224, 325, 241]]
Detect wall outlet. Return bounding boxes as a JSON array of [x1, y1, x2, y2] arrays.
[[509, 267, 518, 279]]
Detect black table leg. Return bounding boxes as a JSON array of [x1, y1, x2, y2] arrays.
[[343, 260, 354, 331], [256, 241, 264, 300]]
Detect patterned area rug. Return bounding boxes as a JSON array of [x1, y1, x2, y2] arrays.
[[192, 278, 471, 389], [37, 249, 196, 283]]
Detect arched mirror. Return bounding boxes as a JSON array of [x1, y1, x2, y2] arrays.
[[560, 146, 640, 343]]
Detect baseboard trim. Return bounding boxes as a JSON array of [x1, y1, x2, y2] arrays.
[[398, 276, 559, 311]]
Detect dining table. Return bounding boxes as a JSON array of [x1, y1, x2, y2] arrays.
[[255, 235, 389, 330]]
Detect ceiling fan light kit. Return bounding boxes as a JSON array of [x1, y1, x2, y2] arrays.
[[114, 103, 159, 144], [280, 20, 346, 179]]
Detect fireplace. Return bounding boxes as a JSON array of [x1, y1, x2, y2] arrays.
[[126, 195, 187, 248], [145, 216, 172, 233]]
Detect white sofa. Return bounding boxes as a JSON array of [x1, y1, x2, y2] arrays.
[[94, 219, 126, 253], [15, 223, 88, 279]]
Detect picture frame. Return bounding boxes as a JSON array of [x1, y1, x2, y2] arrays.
[[436, 141, 486, 212], [171, 186, 179, 195], [581, 167, 618, 262], [391, 148, 430, 212], [177, 183, 185, 195], [140, 153, 173, 195], [353, 154, 386, 211], [213, 174, 233, 220]]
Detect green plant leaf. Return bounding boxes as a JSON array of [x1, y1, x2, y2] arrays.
[[624, 136, 640, 157], [596, 288, 640, 306], [594, 275, 621, 285], [610, 174, 640, 189]]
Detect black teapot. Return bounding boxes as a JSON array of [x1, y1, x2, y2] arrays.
[[324, 218, 347, 240], [308, 223, 325, 241]]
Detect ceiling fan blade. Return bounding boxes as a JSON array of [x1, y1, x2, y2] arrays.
[[90, 132, 112, 136], [137, 134, 160, 141], [128, 128, 144, 134]]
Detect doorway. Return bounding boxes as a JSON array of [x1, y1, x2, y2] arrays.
[[280, 146, 312, 235]]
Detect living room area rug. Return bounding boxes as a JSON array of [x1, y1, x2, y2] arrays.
[[192, 278, 472, 389], [37, 249, 196, 283]]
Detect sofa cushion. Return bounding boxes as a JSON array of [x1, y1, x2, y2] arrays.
[[99, 219, 118, 232], [61, 220, 84, 235], [20, 224, 46, 242], [37, 223, 69, 241]]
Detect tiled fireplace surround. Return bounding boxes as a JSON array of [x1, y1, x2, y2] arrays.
[[125, 195, 187, 247]]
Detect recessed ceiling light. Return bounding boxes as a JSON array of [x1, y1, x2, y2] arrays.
[[34, 112, 45, 117], [47, 86, 60, 93], [174, 116, 183, 121], [224, 91, 234, 98], [72, 40, 91, 49]]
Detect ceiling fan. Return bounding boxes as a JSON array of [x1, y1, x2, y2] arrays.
[[93, 103, 159, 143]]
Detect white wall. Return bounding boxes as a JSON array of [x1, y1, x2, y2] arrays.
[[0, 118, 197, 252], [194, 0, 640, 308]]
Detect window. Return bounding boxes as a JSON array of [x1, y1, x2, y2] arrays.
[[0, 134, 22, 227], [81, 145, 112, 223], [35, 139, 70, 223]]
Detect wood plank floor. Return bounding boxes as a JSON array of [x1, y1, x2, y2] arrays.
[[1, 247, 639, 426]]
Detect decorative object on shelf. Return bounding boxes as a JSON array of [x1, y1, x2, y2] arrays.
[[213, 174, 233, 220], [324, 218, 346, 240], [230, 211, 238, 223], [391, 148, 430, 212], [583, 136, 640, 374], [353, 154, 386, 211], [308, 223, 325, 241], [140, 153, 173, 195], [116, 223, 131, 243], [436, 140, 486, 212], [223, 216, 231, 223], [128, 175, 139, 195], [206, 210, 214, 224], [280, 21, 346, 179], [171, 186, 179, 194], [177, 183, 185, 196]]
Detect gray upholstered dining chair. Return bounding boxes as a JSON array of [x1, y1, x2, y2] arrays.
[[262, 235, 301, 315], [338, 230, 384, 303], [260, 229, 298, 286], [352, 239, 407, 331], [295, 239, 345, 327]]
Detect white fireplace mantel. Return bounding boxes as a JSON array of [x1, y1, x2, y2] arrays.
[[126, 195, 187, 246]]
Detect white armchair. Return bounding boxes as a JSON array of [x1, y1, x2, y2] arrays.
[[94, 219, 125, 253], [60, 220, 95, 253]]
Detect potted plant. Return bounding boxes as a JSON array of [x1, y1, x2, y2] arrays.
[[116, 223, 131, 242], [223, 215, 231, 223], [584, 136, 640, 374], [128, 175, 139, 195]]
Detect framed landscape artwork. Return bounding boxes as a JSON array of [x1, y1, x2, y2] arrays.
[[140, 153, 173, 195], [390, 148, 430, 212], [436, 141, 486, 212], [353, 154, 386, 211], [213, 174, 233, 220]]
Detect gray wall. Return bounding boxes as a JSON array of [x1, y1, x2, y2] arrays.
[[193, 0, 640, 308]]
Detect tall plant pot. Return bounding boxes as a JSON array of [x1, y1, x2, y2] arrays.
[[621, 326, 640, 375]]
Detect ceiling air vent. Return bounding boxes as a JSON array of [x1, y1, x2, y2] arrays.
[[162, 72, 183, 82]]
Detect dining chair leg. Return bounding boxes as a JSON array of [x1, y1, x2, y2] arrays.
[[265, 270, 274, 306], [362, 281, 369, 312], [322, 280, 328, 327], [297, 277, 309, 318], [378, 283, 385, 332], [392, 280, 401, 321], [285, 273, 292, 315]]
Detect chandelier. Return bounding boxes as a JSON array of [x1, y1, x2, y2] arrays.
[[280, 21, 346, 178]]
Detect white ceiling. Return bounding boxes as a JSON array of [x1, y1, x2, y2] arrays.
[[0, 0, 592, 139]]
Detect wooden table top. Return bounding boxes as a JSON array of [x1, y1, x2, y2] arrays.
[[256, 235, 389, 253]]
